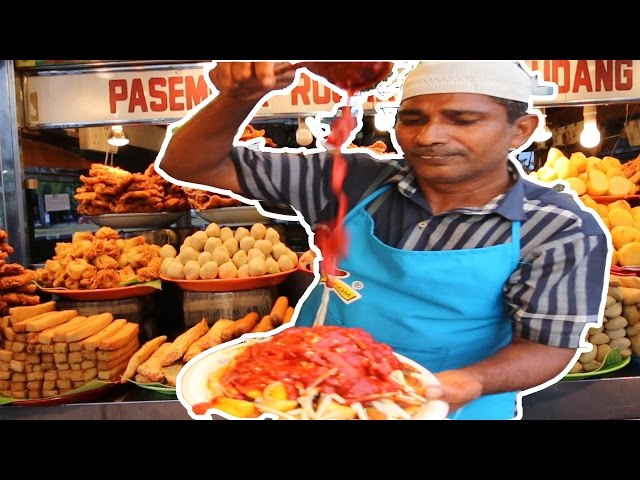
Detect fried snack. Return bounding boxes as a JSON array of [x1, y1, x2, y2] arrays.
[[97, 359, 130, 381], [298, 249, 316, 271], [251, 315, 273, 333], [97, 342, 139, 370], [120, 335, 168, 382], [65, 313, 114, 342], [20, 310, 79, 333], [183, 319, 235, 363], [0, 272, 33, 290], [162, 364, 183, 387], [137, 342, 174, 382], [201, 327, 439, 420], [38, 316, 88, 345], [161, 319, 209, 366], [34, 228, 161, 290], [135, 373, 153, 383], [82, 319, 128, 350], [0, 263, 26, 276], [282, 306, 295, 325], [97, 322, 139, 351], [269, 296, 289, 327], [220, 312, 260, 343], [9, 302, 55, 325]]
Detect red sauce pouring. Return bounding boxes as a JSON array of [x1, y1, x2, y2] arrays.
[[306, 62, 394, 285], [219, 326, 404, 403]]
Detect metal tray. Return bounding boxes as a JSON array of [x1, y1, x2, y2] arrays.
[[196, 206, 275, 226], [87, 212, 185, 229]]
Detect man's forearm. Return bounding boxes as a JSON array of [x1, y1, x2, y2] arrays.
[[461, 336, 577, 395], [159, 93, 259, 190]]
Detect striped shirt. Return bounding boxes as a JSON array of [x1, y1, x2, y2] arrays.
[[232, 147, 610, 348]]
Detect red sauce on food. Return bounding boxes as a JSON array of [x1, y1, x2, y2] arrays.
[[219, 326, 404, 403]]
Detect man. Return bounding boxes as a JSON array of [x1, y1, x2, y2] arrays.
[[159, 61, 610, 420]]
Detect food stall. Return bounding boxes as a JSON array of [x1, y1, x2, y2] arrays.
[[1, 60, 640, 419]]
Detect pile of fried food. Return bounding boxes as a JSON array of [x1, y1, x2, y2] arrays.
[[240, 124, 278, 148], [33, 227, 162, 290], [121, 296, 295, 388], [196, 326, 439, 420], [0, 230, 39, 316], [182, 188, 241, 211], [75, 162, 190, 216], [160, 222, 298, 280], [0, 301, 140, 400], [348, 140, 392, 154]]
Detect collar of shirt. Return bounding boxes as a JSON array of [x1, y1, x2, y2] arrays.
[[387, 161, 526, 221]]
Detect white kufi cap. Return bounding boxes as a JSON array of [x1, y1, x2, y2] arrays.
[[402, 61, 555, 103]]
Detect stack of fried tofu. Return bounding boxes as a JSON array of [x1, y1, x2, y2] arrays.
[[0, 301, 140, 400]]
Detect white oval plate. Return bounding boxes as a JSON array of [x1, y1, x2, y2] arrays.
[[177, 332, 449, 420], [87, 212, 184, 229]]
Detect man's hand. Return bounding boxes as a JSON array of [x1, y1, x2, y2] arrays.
[[426, 370, 484, 413], [209, 62, 296, 101]]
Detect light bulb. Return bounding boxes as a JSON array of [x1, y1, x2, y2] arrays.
[[532, 108, 553, 143], [580, 105, 600, 149], [107, 125, 129, 147], [296, 118, 314, 147], [374, 112, 389, 131]]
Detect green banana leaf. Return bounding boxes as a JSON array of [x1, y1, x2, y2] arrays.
[[33, 278, 162, 290], [118, 278, 163, 289], [126, 378, 176, 395]]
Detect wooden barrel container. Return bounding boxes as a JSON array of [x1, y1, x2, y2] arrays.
[[56, 295, 157, 342], [182, 287, 278, 328]]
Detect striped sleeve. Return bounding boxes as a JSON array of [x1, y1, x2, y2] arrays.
[[231, 146, 399, 227], [231, 147, 334, 226], [505, 235, 610, 348]]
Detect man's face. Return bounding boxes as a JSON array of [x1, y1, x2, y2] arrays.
[[395, 93, 536, 186]]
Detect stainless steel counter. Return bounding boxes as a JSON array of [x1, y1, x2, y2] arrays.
[[2, 362, 639, 420]]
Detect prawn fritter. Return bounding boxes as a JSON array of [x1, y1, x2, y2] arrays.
[[74, 191, 97, 202], [78, 203, 110, 216], [95, 227, 119, 240], [0, 263, 26, 276], [92, 269, 121, 289], [0, 230, 7, 242], [112, 202, 163, 213], [14, 283, 37, 294], [121, 189, 164, 201], [163, 197, 189, 211], [92, 184, 119, 196], [0, 251, 8, 262], [0, 272, 33, 290], [0, 243, 14, 255], [0, 293, 40, 306], [0, 300, 7, 315]]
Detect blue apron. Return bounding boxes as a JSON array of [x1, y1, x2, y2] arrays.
[[297, 184, 520, 420]]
